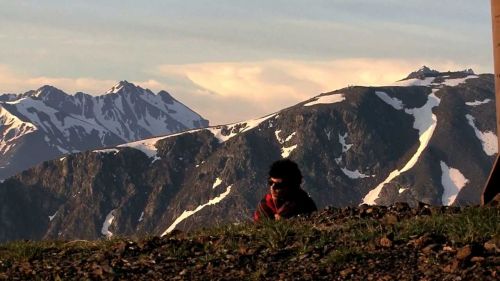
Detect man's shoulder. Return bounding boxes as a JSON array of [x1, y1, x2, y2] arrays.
[[294, 188, 313, 199], [261, 193, 274, 205], [294, 189, 317, 208]]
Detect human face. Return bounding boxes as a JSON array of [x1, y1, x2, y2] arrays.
[[268, 177, 287, 199]]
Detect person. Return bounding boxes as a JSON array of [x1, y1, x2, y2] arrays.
[[253, 159, 317, 222]]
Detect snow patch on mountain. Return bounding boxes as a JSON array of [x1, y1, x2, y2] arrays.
[[8, 98, 109, 140], [0, 105, 38, 139], [0, 105, 38, 154], [465, 114, 498, 156], [136, 108, 178, 137], [207, 127, 238, 143], [390, 72, 479, 87], [465, 99, 492, 107], [118, 136, 167, 159], [48, 210, 59, 222], [93, 148, 120, 154], [212, 178, 222, 189], [393, 74, 478, 88], [275, 131, 296, 145], [375, 91, 404, 110], [441, 75, 479, 87], [106, 82, 125, 94], [324, 129, 332, 141], [340, 168, 373, 179], [440, 161, 469, 206], [335, 132, 372, 179], [281, 145, 298, 158], [304, 94, 345, 107], [275, 130, 284, 144], [339, 133, 352, 153], [101, 209, 116, 238], [208, 114, 277, 143], [90, 98, 128, 140], [285, 132, 296, 142], [136, 89, 205, 129], [161, 185, 233, 236], [363, 90, 441, 205]]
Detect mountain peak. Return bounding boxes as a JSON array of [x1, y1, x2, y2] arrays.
[[29, 85, 68, 99], [106, 80, 142, 94], [404, 66, 440, 80]]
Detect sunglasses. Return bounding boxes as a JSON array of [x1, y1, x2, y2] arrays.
[[268, 179, 286, 190]]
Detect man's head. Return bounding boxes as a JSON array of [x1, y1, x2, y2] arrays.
[[268, 159, 303, 199]]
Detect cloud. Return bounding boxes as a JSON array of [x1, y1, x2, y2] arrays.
[[0, 65, 169, 95], [156, 58, 474, 123], [1, 59, 481, 126], [0, 65, 113, 94]]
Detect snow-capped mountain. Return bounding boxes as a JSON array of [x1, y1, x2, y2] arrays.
[[0, 81, 208, 180], [0, 68, 496, 242]]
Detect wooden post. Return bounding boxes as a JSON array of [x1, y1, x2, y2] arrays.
[[482, 0, 500, 205]]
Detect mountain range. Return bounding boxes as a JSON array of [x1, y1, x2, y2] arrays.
[[0, 81, 208, 180], [0, 67, 496, 242]]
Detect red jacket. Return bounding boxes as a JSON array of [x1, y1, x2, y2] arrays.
[[253, 189, 317, 222]]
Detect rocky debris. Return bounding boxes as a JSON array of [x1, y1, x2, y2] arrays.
[[0, 204, 498, 280], [484, 239, 500, 253]]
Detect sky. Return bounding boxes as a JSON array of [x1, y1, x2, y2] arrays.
[[0, 0, 493, 125]]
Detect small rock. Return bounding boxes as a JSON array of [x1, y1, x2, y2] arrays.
[[483, 239, 499, 253], [379, 236, 393, 248], [299, 253, 309, 260], [410, 233, 444, 248], [422, 244, 440, 254], [443, 259, 460, 273], [470, 256, 485, 263], [340, 268, 353, 277], [456, 245, 472, 260], [90, 264, 103, 277], [443, 246, 455, 252]]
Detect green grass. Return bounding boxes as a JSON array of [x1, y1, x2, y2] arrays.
[[1, 206, 498, 266], [395, 207, 499, 243], [322, 247, 364, 264], [0, 238, 121, 262], [0, 240, 64, 261]]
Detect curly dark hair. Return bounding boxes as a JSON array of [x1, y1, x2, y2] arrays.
[[268, 159, 303, 188]]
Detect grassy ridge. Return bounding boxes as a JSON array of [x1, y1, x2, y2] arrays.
[[0, 205, 498, 280]]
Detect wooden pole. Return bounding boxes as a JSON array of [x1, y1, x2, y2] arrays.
[[482, 0, 500, 205], [492, 0, 500, 146]]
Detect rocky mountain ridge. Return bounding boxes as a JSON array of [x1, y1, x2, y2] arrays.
[[0, 81, 208, 180], [0, 68, 497, 242]]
